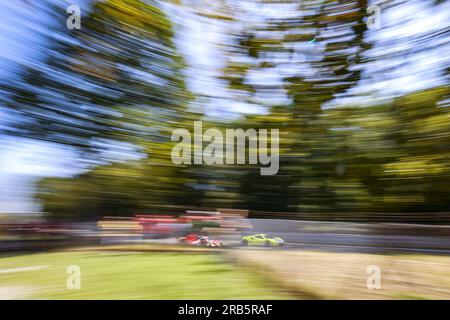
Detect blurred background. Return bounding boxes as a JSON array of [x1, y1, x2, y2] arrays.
[[0, 0, 450, 300]]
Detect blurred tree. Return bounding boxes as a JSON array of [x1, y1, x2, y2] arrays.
[[2, 0, 192, 154], [215, 0, 372, 213], [1, 0, 200, 217], [215, 0, 450, 218], [5, 0, 450, 220]]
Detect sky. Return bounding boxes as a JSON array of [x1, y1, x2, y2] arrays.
[[0, 0, 90, 212], [0, 0, 449, 212]]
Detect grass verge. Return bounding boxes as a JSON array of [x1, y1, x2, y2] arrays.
[[0, 250, 293, 299]]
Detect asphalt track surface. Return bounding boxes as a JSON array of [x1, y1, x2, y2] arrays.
[[2, 219, 450, 255], [243, 219, 450, 254]]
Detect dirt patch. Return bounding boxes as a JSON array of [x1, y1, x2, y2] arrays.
[[228, 249, 450, 299]]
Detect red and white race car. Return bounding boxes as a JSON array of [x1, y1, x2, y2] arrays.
[[180, 234, 224, 247]]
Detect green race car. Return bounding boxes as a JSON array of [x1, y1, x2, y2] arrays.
[[241, 234, 284, 247]]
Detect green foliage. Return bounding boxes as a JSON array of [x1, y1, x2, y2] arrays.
[[3, 0, 450, 219]]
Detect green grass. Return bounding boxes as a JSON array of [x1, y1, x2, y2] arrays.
[[0, 250, 291, 299]]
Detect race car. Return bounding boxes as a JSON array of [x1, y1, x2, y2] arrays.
[[205, 238, 225, 247], [180, 234, 224, 247], [241, 234, 284, 247]]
